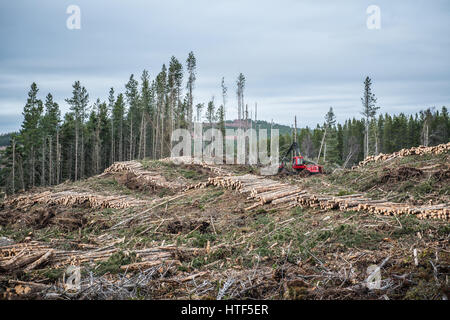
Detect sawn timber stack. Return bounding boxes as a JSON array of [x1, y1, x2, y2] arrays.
[[354, 142, 450, 168], [4, 191, 150, 210], [198, 174, 449, 220]]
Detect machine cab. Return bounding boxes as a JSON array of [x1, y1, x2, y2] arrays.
[[292, 156, 305, 169]]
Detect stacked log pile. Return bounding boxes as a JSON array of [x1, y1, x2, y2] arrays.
[[160, 156, 231, 176], [203, 174, 304, 209], [4, 191, 150, 210], [200, 174, 449, 220], [0, 241, 183, 272], [295, 194, 449, 220], [354, 142, 450, 168], [103, 161, 185, 189]]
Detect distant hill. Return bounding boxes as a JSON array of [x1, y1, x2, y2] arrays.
[[0, 133, 13, 147], [225, 120, 294, 135]]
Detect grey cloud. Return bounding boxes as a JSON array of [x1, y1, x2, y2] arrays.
[[0, 0, 449, 132]]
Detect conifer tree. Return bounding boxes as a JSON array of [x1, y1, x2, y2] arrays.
[[155, 65, 167, 158], [21, 83, 43, 187], [221, 77, 227, 120], [236, 73, 246, 123], [139, 70, 152, 159], [324, 107, 339, 163], [113, 94, 125, 161], [41, 93, 61, 185], [65, 81, 89, 181], [361, 76, 378, 158], [108, 88, 115, 164], [186, 52, 196, 130], [206, 98, 216, 127], [216, 104, 226, 140], [125, 74, 140, 160]]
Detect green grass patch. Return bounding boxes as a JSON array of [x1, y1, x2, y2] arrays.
[[336, 190, 354, 196], [188, 231, 217, 248], [316, 224, 385, 249], [95, 251, 139, 275], [392, 215, 432, 238]]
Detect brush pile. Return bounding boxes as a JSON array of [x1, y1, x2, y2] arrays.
[[380, 166, 424, 183], [354, 142, 450, 168], [0, 240, 181, 273]]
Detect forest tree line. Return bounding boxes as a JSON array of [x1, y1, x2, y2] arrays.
[[0, 52, 242, 194], [0, 52, 449, 195], [280, 104, 449, 168]]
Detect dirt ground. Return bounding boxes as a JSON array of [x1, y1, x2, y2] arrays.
[[0, 157, 448, 300]]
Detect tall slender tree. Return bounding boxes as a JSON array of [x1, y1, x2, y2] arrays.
[[65, 81, 89, 181], [324, 107, 339, 163], [221, 77, 227, 121], [155, 65, 167, 158], [21, 83, 43, 187], [125, 74, 140, 160], [113, 94, 125, 161], [361, 76, 378, 158], [168, 56, 183, 133], [206, 97, 216, 127], [186, 52, 196, 130], [108, 88, 115, 164], [236, 73, 246, 123], [41, 93, 61, 185], [139, 70, 152, 159]]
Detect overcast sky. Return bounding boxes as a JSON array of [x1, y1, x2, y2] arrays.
[[0, 0, 449, 134]]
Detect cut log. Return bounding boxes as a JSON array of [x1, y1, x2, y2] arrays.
[[23, 249, 53, 272]]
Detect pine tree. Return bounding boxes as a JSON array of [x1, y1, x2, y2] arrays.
[[139, 70, 153, 159], [21, 83, 43, 188], [125, 74, 140, 160], [108, 88, 115, 164], [216, 104, 225, 140], [97, 100, 109, 171], [11, 136, 16, 193], [113, 94, 125, 161], [324, 107, 339, 163], [221, 77, 227, 120], [60, 113, 76, 181], [206, 98, 216, 127], [85, 106, 99, 176], [168, 57, 183, 133], [186, 52, 196, 130], [41, 93, 61, 185], [361, 76, 379, 158], [65, 81, 89, 181], [236, 73, 246, 123], [383, 114, 393, 153], [155, 65, 167, 158]]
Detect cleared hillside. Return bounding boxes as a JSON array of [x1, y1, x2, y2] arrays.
[[0, 145, 449, 300]]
